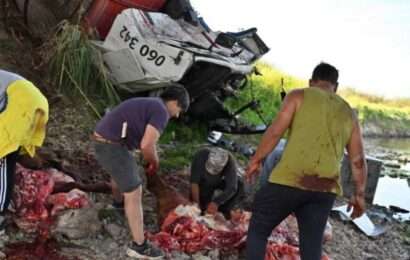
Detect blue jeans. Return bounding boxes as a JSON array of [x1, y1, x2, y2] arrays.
[[246, 183, 336, 260]]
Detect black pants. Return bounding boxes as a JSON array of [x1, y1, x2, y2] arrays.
[[246, 183, 336, 260], [199, 180, 245, 218], [0, 151, 18, 213]]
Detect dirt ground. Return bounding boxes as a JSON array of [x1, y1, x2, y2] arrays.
[[0, 20, 409, 260]]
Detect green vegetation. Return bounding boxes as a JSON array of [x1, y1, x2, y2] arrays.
[[226, 62, 410, 136], [339, 88, 410, 133], [48, 22, 120, 118], [225, 62, 307, 125], [159, 121, 208, 170]]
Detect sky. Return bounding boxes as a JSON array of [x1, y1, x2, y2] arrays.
[[190, 0, 410, 98]]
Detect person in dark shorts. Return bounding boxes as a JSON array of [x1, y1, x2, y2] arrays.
[[245, 63, 368, 260], [190, 147, 244, 219], [0, 69, 49, 215], [93, 85, 189, 259]]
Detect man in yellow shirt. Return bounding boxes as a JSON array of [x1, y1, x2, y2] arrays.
[[245, 63, 367, 260], [0, 69, 49, 213]]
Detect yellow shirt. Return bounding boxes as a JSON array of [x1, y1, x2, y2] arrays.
[[0, 80, 49, 158], [269, 87, 353, 195]]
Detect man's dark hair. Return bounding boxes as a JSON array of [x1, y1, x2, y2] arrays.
[[311, 62, 339, 85], [160, 85, 190, 112]]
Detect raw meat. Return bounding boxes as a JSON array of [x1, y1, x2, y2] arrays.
[[12, 165, 90, 233]]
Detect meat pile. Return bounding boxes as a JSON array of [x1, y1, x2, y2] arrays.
[[148, 205, 331, 260], [147, 205, 246, 254], [12, 165, 90, 233]]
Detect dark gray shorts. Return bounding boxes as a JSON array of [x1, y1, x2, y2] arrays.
[[93, 141, 142, 193]]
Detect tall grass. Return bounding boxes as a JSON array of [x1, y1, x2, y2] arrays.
[[48, 22, 120, 118], [339, 88, 410, 128]]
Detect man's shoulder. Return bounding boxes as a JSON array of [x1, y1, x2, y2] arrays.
[[124, 97, 161, 104], [285, 88, 306, 109], [333, 94, 353, 111], [287, 88, 305, 97], [122, 97, 166, 110]]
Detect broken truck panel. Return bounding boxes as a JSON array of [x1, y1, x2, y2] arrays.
[[84, 0, 167, 39], [99, 8, 260, 90], [92, 6, 270, 134]]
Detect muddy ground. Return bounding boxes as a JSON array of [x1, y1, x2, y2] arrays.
[[0, 22, 409, 260]]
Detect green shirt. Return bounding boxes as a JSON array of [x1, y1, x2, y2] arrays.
[[269, 87, 353, 195]]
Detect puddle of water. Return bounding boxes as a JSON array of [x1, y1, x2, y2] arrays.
[[373, 176, 410, 221]]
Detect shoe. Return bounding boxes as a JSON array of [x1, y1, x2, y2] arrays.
[[126, 240, 164, 259]]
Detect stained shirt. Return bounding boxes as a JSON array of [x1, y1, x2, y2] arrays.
[[269, 87, 354, 195]]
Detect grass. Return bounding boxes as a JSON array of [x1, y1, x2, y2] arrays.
[[224, 62, 307, 125], [339, 88, 410, 134], [225, 62, 410, 136], [159, 121, 208, 170], [47, 22, 120, 118]]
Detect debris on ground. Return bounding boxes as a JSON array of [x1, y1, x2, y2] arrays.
[[148, 204, 332, 260], [12, 165, 91, 233]]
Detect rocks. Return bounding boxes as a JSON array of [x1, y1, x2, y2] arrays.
[[52, 208, 102, 240], [170, 251, 191, 260], [104, 223, 123, 239], [207, 249, 220, 259], [0, 230, 9, 251], [192, 253, 212, 260]]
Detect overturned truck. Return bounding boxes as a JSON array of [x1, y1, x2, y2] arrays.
[[14, 0, 270, 133]]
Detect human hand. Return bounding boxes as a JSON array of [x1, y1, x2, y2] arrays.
[[206, 202, 218, 215], [230, 208, 243, 223], [245, 158, 261, 184], [347, 194, 366, 219], [145, 161, 159, 176]]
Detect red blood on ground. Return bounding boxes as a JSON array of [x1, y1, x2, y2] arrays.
[[12, 165, 90, 232], [149, 205, 332, 260], [150, 207, 246, 254], [8, 165, 91, 259], [146, 232, 181, 252], [5, 238, 78, 260]]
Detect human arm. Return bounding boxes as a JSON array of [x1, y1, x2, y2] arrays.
[[245, 90, 301, 183], [140, 124, 160, 175], [346, 114, 368, 219], [190, 149, 207, 204], [211, 156, 238, 207], [191, 183, 200, 204]]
